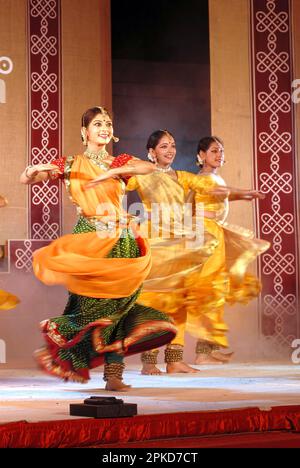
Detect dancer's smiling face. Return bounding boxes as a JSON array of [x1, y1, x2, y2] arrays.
[[150, 134, 176, 167], [85, 113, 114, 147], [198, 141, 225, 169]]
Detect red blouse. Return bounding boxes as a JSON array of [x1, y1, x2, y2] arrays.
[[51, 153, 133, 184]]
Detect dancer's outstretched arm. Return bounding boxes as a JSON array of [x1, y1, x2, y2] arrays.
[[85, 159, 156, 189], [210, 186, 265, 201], [20, 163, 62, 185]]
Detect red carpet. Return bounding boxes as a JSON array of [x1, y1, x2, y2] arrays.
[[1, 405, 300, 448]]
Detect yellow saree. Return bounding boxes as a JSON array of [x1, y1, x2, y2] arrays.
[[0, 290, 19, 310], [126, 171, 217, 345], [184, 173, 270, 347]]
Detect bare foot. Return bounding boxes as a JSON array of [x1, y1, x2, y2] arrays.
[[166, 361, 199, 374], [211, 351, 234, 363], [141, 363, 163, 375], [194, 353, 224, 365], [105, 376, 131, 392]]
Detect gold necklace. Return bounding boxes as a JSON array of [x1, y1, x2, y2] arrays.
[[84, 148, 110, 170], [155, 165, 172, 173]]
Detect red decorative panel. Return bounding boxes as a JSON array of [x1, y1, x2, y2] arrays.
[[9, 240, 50, 273], [28, 0, 62, 240], [251, 0, 299, 346], [9, 1, 62, 272]]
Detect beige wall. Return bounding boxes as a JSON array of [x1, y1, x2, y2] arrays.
[[0, 0, 113, 241], [209, 0, 254, 227], [61, 0, 112, 233], [0, 0, 28, 244], [209, 0, 261, 357]]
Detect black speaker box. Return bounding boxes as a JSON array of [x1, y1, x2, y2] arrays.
[[69, 396, 137, 418]]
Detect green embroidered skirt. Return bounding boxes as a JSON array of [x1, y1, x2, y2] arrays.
[[36, 217, 176, 382]]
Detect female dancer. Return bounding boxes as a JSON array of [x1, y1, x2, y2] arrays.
[[126, 130, 217, 374], [20, 107, 177, 391], [0, 195, 19, 310], [185, 136, 270, 364]]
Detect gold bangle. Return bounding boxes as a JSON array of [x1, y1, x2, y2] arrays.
[[25, 165, 34, 179]]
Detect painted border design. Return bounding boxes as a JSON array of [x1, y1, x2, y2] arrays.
[[28, 0, 62, 240], [251, 0, 299, 346]]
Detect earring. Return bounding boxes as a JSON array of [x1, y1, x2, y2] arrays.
[[81, 129, 87, 146], [112, 135, 120, 143], [147, 153, 156, 163]]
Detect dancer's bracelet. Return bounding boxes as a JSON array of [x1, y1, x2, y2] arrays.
[[25, 165, 34, 179]]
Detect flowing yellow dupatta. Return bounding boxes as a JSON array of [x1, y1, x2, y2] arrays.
[[33, 155, 152, 298]]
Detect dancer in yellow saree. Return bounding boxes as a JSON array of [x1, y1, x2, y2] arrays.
[[126, 130, 217, 374], [20, 107, 176, 390], [186, 136, 270, 364], [127, 133, 269, 371], [0, 195, 19, 310]]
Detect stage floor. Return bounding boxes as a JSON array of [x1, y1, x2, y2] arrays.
[[0, 363, 300, 424]]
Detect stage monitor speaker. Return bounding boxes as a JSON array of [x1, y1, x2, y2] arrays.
[[70, 396, 137, 418]]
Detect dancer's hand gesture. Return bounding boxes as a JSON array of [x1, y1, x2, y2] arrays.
[[20, 163, 63, 184], [26, 163, 63, 179]]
